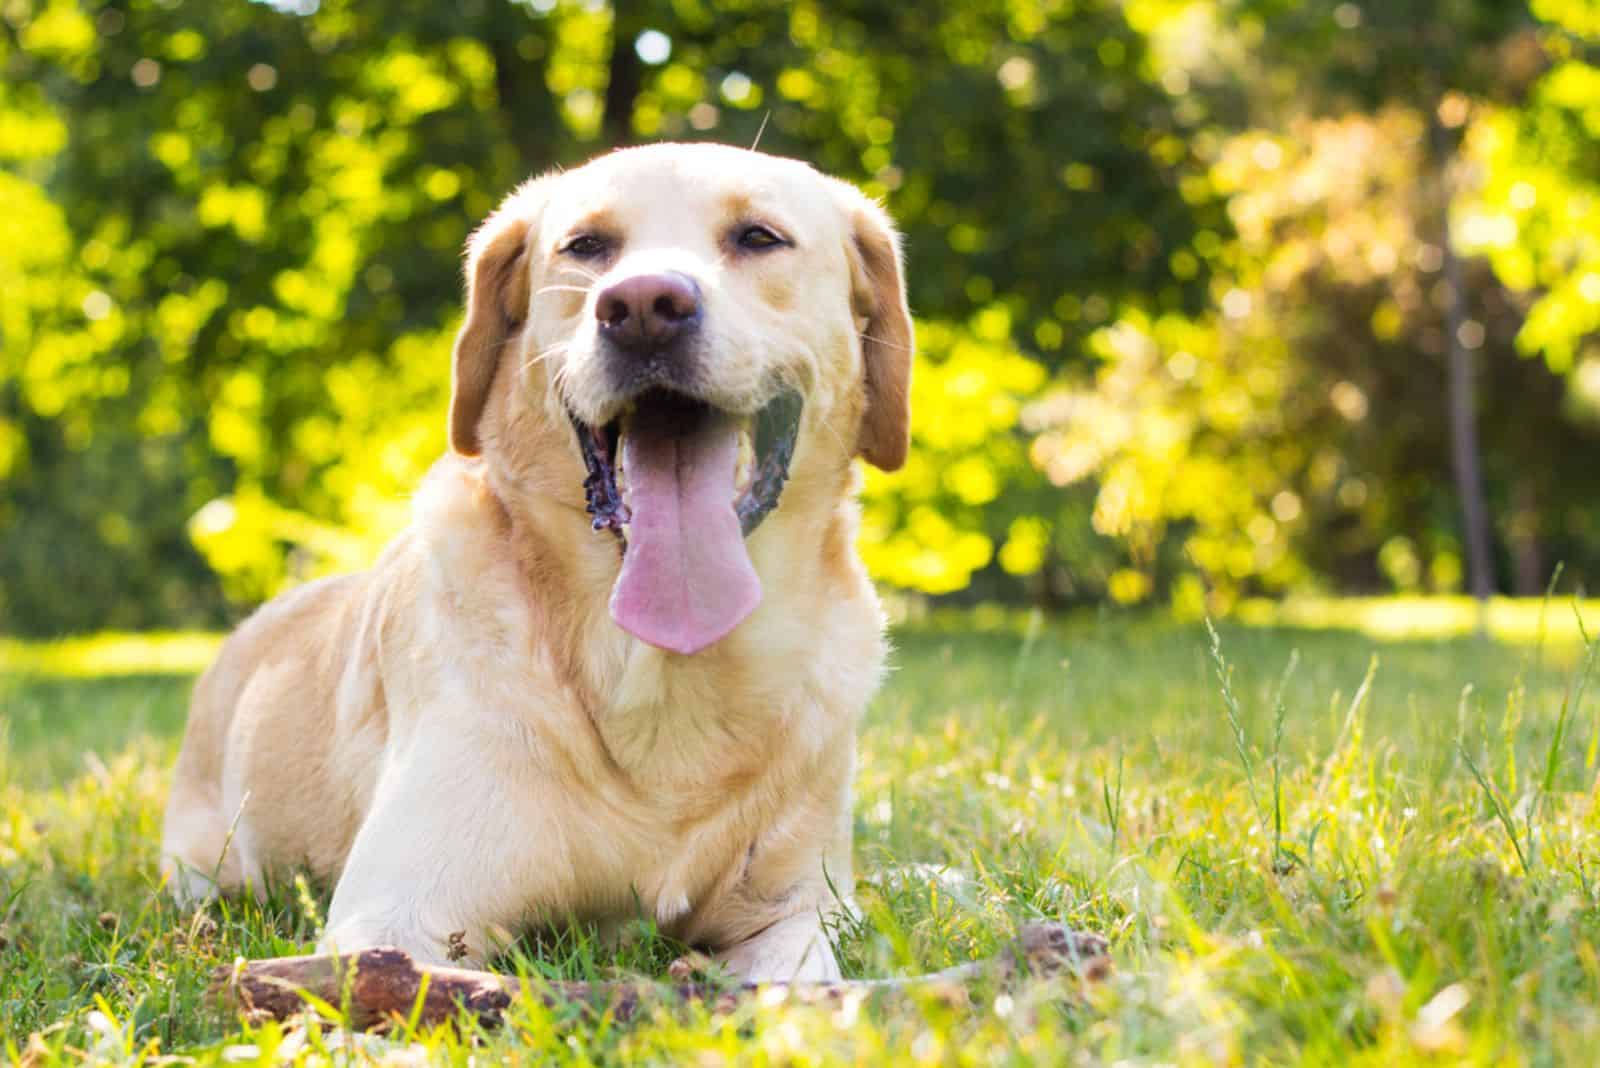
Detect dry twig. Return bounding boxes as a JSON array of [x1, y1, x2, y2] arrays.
[[212, 922, 1110, 1031]]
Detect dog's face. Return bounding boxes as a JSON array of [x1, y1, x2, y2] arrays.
[[447, 144, 913, 655]]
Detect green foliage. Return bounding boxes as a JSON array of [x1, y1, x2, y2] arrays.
[[1, 0, 1220, 630], [861, 310, 1048, 594], [1040, 0, 1600, 607], [6, 616, 1600, 1059], [1466, 57, 1600, 373], [3, 0, 1600, 631]]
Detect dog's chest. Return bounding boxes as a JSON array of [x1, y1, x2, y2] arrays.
[[502, 606, 878, 933], [537, 737, 786, 934], [589, 637, 811, 774], [553, 662, 828, 921]]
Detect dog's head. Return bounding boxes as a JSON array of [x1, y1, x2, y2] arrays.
[[448, 144, 913, 655]]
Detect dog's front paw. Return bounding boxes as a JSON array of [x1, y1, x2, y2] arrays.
[[318, 915, 474, 969], [717, 915, 843, 983]]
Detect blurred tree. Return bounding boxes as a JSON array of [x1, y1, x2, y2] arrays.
[[3, 0, 575, 628], [1226, 0, 1553, 607], [1, 0, 1220, 630], [3, 0, 1599, 633], [1040, 0, 1600, 611], [1031, 105, 1600, 612], [1462, 6, 1600, 379]]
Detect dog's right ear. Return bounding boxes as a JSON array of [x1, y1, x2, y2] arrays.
[[449, 183, 544, 457], [833, 183, 914, 472]]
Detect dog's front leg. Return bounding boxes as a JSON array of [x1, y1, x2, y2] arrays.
[[318, 723, 549, 968], [716, 911, 843, 983]]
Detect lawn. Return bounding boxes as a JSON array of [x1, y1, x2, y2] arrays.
[[3, 605, 1599, 1063]]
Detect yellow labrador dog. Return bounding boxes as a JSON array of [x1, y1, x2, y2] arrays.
[[161, 143, 912, 982]]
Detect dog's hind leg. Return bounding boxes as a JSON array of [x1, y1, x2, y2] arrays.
[[161, 741, 251, 904], [161, 662, 250, 903]]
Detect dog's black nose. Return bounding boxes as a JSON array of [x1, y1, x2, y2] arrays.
[[595, 272, 702, 353]]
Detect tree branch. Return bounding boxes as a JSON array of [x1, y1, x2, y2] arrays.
[[212, 922, 1110, 1031], [602, 0, 646, 146]]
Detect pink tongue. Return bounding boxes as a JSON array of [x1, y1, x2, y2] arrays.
[[610, 405, 761, 655]]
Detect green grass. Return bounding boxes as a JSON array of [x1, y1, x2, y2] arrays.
[[4, 607, 1600, 1063]]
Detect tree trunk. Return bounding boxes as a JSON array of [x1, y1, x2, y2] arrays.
[[602, 1, 646, 146], [485, 22, 562, 174], [1431, 115, 1498, 615]]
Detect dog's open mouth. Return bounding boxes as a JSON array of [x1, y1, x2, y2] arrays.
[[571, 388, 802, 655]]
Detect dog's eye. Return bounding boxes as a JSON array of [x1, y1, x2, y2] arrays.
[[561, 234, 611, 259], [735, 225, 788, 252]]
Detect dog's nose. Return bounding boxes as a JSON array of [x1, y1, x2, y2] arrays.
[[595, 272, 702, 353]]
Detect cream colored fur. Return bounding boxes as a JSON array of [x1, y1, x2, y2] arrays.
[[161, 143, 914, 981]]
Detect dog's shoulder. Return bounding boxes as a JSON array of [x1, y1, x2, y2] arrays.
[[376, 453, 552, 679], [410, 454, 510, 563]]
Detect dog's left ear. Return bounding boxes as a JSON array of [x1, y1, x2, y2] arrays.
[[838, 187, 914, 472], [450, 182, 544, 457]]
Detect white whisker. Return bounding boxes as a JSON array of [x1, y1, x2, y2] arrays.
[[820, 414, 850, 454], [520, 340, 569, 374], [860, 332, 914, 354], [549, 359, 574, 394]]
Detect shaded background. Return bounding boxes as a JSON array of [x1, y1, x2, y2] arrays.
[[2, 0, 1597, 636]]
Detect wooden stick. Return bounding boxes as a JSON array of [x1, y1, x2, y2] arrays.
[[212, 923, 1110, 1031]]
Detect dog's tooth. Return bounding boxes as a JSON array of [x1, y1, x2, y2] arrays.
[[734, 427, 755, 493]]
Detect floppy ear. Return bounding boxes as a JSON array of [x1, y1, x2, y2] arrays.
[[843, 194, 914, 471], [449, 188, 540, 457]]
